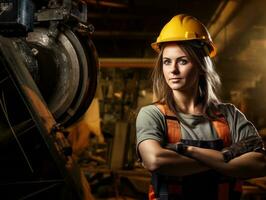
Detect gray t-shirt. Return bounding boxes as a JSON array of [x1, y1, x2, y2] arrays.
[[136, 103, 259, 152]]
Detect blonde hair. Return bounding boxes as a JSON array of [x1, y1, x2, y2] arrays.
[[152, 41, 221, 116]]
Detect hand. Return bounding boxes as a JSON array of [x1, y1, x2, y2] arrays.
[[164, 142, 188, 154], [221, 135, 265, 162]]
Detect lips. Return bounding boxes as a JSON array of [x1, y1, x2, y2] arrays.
[[169, 78, 182, 81]]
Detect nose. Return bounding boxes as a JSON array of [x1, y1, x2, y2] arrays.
[[170, 62, 180, 74]]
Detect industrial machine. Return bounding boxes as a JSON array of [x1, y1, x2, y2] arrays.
[[0, 0, 98, 199]]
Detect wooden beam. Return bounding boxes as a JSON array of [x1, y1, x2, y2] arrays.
[[93, 31, 155, 39], [84, 0, 128, 8], [99, 58, 156, 68]]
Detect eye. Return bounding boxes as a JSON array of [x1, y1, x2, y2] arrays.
[[163, 59, 171, 65], [178, 58, 189, 65]]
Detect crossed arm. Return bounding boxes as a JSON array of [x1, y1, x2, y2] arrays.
[[138, 139, 266, 179]]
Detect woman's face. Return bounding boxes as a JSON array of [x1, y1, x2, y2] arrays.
[[162, 43, 200, 93]]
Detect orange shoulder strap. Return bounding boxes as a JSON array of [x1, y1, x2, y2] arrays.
[[156, 103, 181, 143], [211, 108, 232, 146], [212, 117, 231, 147]]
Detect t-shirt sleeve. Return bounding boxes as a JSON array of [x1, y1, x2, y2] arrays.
[[220, 103, 261, 143], [136, 105, 166, 155]]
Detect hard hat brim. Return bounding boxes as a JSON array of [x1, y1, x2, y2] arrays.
[[151, 40, 217, 58]]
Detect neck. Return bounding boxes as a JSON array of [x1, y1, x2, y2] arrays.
[[172, 88, 205, 115]]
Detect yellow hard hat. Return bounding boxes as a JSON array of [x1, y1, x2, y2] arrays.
[[151, 14, 216, 57]]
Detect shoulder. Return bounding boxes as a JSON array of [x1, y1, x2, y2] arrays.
[[137, 104, 164, 118], [215, 102, 240, 117], [136, 104, 165, 126], [215, 102, 259, 143], [136, 104, 167, 141]]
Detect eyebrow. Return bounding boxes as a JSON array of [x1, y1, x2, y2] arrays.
[[162, 55, 187, 60]]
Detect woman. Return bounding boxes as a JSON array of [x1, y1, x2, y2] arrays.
[[136, 14, 266, 200]]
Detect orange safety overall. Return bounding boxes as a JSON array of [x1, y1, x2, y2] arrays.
[[148, 104, 242, 200]]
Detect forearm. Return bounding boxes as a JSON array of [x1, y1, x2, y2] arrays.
[[139, 140, 208, 176], [224, 151, 266, 178], [186, 146, 266, 178], [151, 148, 209, 176]]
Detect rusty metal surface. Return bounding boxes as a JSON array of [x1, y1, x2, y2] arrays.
[[26, 27, 81, 120], [0, 36, 93, 200], [25, 26, 98, 126]]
